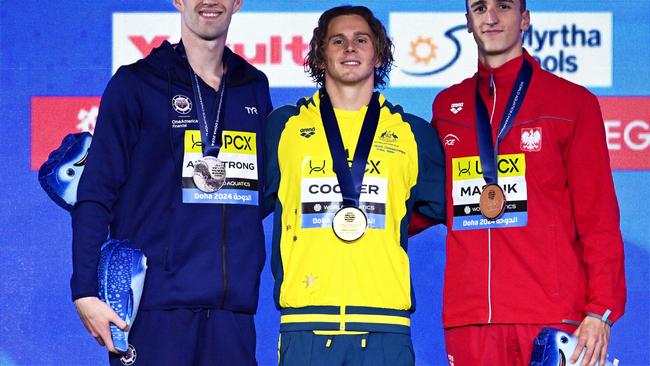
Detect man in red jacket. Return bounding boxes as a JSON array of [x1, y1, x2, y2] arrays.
[[412, 0, 626, 365]]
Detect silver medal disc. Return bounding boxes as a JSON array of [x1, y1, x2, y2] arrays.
[[332, 206, 368, 242], [192, 156, 226, 193]]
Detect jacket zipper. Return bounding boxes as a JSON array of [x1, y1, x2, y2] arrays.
[[487, 74, 497, 324], [220, 204, 228, 308]]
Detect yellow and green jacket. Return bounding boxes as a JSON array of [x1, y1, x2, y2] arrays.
[[263, 90, 445, 334]]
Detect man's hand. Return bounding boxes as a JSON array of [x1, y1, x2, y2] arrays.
[[570, 316, 611, 366], [73, 296, 129, 354]]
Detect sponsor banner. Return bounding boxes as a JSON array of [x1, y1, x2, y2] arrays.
[[30, 96, 101, 170], [390, 12, 477, 87], [523, 13, 612, 87], [390, 12, 612, 87], [112, 13, 180, 74], [600, 97, 650, 170], [112, 12, 319, 86]]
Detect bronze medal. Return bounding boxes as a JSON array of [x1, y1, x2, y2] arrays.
[[479, 184, 506, 220]]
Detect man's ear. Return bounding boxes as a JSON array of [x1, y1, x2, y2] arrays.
[[521, 10, 531, 32], [233, 0, 243, 15], [172, 0, 183, 12]]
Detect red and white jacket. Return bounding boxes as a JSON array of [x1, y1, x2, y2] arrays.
[[420, 50, 626, 328]]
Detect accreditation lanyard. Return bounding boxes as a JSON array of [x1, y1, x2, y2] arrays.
[[319, 89, 381, 207], [475, 58, 532, 185]]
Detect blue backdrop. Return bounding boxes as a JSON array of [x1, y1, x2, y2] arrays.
[[1, 1, 648, 365]]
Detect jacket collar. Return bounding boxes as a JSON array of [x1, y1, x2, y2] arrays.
[[476, 49, 538, 93], [145, 40, 260, 88]]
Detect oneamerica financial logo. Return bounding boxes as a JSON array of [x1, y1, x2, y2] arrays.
[[113, 12, 320, 87], [389, 12, 612, 87], [172, 95, 192, 114]]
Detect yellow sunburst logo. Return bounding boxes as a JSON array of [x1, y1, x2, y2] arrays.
[[409, 36, 438, 64]]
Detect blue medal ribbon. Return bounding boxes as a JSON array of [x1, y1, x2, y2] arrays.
[[475, 58, 533, 185], [319, 89, 381, 207], [190, 70, 225, 158], [178, 41, 226, 158]]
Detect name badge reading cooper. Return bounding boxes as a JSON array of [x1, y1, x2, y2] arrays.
[[193, 156, 226, 193], [479, 184, 506, 220], [332, 206, 368, 242]]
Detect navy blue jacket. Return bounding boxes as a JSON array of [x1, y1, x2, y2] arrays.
[[71, 41, 272, 313]]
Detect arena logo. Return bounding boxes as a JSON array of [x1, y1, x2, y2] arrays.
[[30, 97, 101, 170], [599, 97, 650, 170], [389, 12, 612, 88], [112, 12, 319, 87]]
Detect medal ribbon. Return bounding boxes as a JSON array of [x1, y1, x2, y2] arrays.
[[319, 89, 381, 207], [475, 58, 532, 185], [190, 70, 226, 158], [178, 40, 227, 158]]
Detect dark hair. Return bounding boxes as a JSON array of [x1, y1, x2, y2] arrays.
[[465, 0, 527, 13], [304, 5, 394, 89]]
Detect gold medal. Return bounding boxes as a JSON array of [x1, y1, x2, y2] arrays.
[[332, 206, 368, 242]]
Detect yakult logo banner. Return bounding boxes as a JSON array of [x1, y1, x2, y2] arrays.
[[389, 12, 612, 88], [30, 97, 101, 170], [600, 97, 650, 170], [112, 12, 319, 86], [112, 13, 180, 73]]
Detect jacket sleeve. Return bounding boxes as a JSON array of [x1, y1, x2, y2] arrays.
[[70, 67, 141, 301], [566, 91, 626, 324], [409, 114, 446, 226], [256, 72, 273, 218], [261, 106, 293, 217]]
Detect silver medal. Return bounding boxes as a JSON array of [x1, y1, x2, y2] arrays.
[[192, 156, 226, 193], [332, 206, 368, 242]]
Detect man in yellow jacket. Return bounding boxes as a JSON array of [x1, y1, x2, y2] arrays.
[[264, 5, 446, 365]]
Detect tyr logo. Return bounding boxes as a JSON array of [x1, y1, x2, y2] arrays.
[[245, 106, 258, 115]]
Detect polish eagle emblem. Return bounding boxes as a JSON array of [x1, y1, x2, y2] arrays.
[[520, 127, 542, 152]]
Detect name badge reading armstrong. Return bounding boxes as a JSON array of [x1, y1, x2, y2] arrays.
[[479, 184, 506, 220], [193, 156, 226, 193], [332, 206, 368, 242]]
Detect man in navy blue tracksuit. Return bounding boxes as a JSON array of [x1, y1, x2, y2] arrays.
[[71, 0, 272, 364]]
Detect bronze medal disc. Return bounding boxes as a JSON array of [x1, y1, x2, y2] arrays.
[[479, 184, 506, 220]]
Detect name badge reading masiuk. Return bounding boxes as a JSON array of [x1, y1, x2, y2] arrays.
[[192, 156, 226, 193], [479, 184, 506, 220], [332, 206, 368, 242]]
